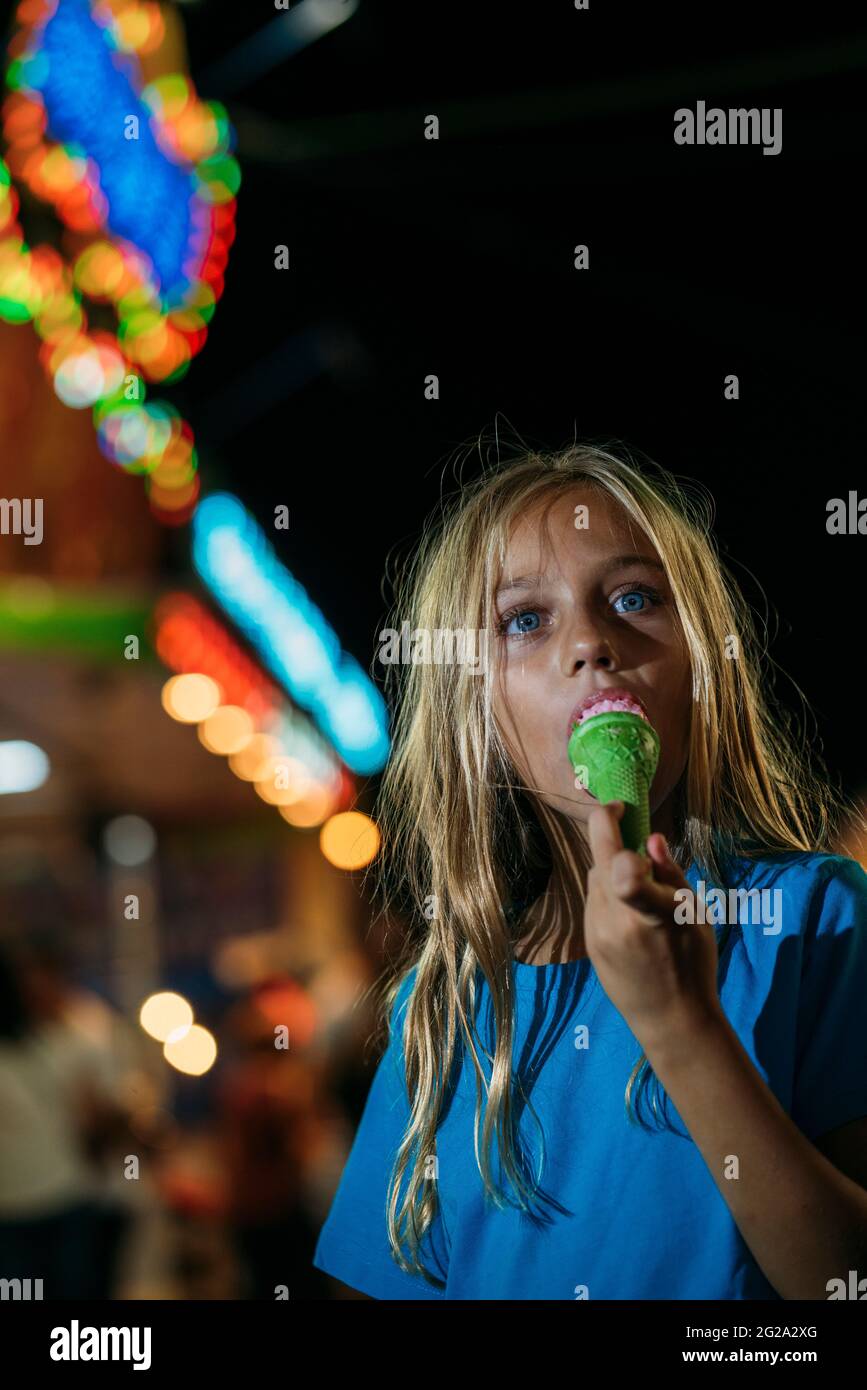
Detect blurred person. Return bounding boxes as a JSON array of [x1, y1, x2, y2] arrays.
[[0, 939, 105, 1298], [61, 981, 167, 1299], [0, 936, 162, 1298], [218, 986, 337, 1299]]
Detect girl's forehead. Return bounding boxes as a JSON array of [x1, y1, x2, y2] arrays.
[[498, 490, 650, 569]]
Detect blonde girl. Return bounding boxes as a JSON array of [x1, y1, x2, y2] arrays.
[[313, 440, 867, 1300]]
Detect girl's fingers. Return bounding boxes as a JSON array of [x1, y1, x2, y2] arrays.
[[587, 801, 625, 868], [610, 850, 678, 919], [646, 833, 688, 889]]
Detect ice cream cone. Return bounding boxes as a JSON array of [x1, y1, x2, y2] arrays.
[[568, 710, 660, 855]]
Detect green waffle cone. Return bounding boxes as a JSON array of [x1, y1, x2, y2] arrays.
[[567, 710, 661, 855]]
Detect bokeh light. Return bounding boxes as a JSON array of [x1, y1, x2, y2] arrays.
[[253, 980, 318, 1048], [0, 739, 50, 794], [198, 704, 255, 755], [228, 733, 280, 782], [139, 991, 194, 1044], [161, 672, 222, 724], [192, 493, 389, 774], [0, 0, 241, 522], [163, 1023, 218, 1076], [102, 814, 157, 866], [319, 811, 381, 870], [278, 783, 337, 828], [254, 756, 311, 807]]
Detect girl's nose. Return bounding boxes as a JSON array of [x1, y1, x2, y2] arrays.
[[564, 635, 621, 674]]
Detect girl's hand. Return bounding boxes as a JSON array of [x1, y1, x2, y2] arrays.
[[584, 802, 724, 1050]]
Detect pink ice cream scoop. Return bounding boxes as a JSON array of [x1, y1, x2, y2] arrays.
[[574, 693, 651, 726]]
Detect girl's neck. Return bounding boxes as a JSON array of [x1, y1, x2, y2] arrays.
[[512, 865, 587, 966]]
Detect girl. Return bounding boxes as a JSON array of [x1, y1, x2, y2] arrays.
[[313, 441, 867, 1300]]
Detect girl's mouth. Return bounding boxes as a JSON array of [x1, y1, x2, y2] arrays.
[[568, 686, 651, 734]]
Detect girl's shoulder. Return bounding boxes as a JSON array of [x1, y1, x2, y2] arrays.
[[691, 849, 867, 1012], [750, 852, 867, 1143], [691, 850, 867, 1143], [693, 848, 867, 925]]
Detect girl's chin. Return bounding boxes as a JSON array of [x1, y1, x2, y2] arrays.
[[557, 790, 598, 821], [531, 785, 598, 818]]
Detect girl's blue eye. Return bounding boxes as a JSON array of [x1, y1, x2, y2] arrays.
[[504, 609, 541, 635], [612, 584, 663, 615], [614, 590, 648, 614], [497, 584, 663, 638]]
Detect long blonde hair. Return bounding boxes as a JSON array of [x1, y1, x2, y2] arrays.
[[367, 436, 855, 1288]]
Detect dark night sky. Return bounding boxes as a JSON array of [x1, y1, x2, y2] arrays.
[[11, 1, 867, 791]]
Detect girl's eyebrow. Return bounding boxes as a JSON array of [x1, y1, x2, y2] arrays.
[[495, 572, 543, 599], [495, 554, 665, 600]]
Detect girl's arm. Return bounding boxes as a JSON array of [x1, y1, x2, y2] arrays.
[[585, 803, 867, 1301], [642, 1008, 867, 1300]]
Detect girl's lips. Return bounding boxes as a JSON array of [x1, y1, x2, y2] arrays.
[[567, 686, 651, 735]]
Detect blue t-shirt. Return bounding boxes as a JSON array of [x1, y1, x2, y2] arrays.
[[313, 852, 867, 1299]]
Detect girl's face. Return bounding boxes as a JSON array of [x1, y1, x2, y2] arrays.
[[492, 487, 692, 835]]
